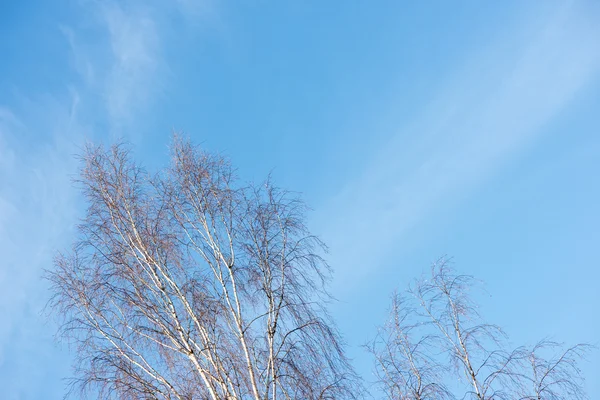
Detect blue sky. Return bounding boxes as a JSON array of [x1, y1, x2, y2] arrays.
[[1, 1, 599, 398]]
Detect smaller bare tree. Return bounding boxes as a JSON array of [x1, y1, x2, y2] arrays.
[[411, 260, 524, 400], [369, 258, 592, 400]]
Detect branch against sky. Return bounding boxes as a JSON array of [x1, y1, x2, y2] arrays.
[[369, 258, 593, 400], [411, 260, 523, 399], [517, 341, 593, 400], [366, 292, 453, 400], [46, 136, 362, 399]]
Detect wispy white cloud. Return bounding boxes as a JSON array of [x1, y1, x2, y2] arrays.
[[59, 25, 96, 86], [61, 0, 187, 135], [59, 0, 222, 137], [175, 0, 218, 20], [320, 2, 600, 292], [101, 2, 163, 131]]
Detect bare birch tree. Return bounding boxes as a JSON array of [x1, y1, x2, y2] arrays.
[[366, 293, 451, 400], [369, 258, 591, 400], [47, 137, 361, 400]]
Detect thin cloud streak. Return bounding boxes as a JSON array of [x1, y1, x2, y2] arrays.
[[101, 2, 163, 132], [62, 1, 177, 136], [320, 3, 600, 292], [0, 94, 82, 398]]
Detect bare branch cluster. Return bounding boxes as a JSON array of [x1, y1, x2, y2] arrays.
[[47, 137, 361, 400], [367, 258, 592, 400]]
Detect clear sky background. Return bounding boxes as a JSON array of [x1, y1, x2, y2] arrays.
[[1, 1, 599, 398]]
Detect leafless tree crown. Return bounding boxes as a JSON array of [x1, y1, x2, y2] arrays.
[[367, 258, 592, 400], [47, 138, 361, 400]]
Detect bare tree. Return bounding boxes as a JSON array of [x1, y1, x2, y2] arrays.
[[47, 137, 361, 400], [412, 260, 523, 400], [366, 293, 452, 400], [369, 258, 591, 400]]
